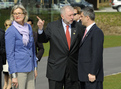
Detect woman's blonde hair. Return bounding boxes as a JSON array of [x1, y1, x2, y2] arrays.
[[10, 4, 28, 23]]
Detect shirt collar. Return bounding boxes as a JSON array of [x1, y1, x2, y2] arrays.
[[62, 19, 71, 28], [86, 22, 95, 33]]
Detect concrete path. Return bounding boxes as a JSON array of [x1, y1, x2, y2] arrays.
[[103, 46, 121, 76], [2, 46, 121, 89]]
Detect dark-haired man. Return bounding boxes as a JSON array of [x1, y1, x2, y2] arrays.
[[27, 18, 44, 62], [78, 6, 104, 89]]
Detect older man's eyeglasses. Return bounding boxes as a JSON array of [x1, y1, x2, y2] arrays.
[[13, 12, 24, 16]]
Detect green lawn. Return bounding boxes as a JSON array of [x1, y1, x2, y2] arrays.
[[104, 73, 121, 89], [104, 35, 121, 48], [43, 35, 121, 57], [43, 42, 50, 57]]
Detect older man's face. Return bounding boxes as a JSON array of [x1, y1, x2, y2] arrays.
[[61, 8, 74, 25]]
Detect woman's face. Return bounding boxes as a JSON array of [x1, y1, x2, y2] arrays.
[[13, 8, 25, 25]]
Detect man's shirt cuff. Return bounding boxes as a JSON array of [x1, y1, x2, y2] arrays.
[[38, 29, 43, 34]]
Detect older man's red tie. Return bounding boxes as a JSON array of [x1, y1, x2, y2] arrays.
[[66, 25, 71, 50]]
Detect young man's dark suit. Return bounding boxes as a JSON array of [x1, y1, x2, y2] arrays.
[[0, 28, 6, 89], [33, 31, 44, 61], [78, 24, 104, 89], [38, 20, 84, 89]]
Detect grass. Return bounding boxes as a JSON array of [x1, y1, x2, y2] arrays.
[[104, 35, 121, 48], [95, 12, 121, 26], [104, 73, 121, 89], [43, 42, 50, 57]]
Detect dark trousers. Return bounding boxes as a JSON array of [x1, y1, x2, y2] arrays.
[[80, 81, 103, 89], [48, 69, 80, 89]]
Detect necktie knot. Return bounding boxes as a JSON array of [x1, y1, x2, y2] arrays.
[[66, 25, 69, 29], [66, 25, 69, 27]]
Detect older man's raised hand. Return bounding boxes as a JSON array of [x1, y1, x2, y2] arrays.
[[37, 16, 45, 30]]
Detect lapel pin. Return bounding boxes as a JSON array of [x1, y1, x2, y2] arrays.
[[73, 30, 76, 35]]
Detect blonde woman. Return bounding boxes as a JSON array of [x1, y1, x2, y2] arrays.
[[5, 5, 37, 89], [3, 19, 12, 89]]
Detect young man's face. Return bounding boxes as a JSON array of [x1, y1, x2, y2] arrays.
[[80, 12, 88, 26]]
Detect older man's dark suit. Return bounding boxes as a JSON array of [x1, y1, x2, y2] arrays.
[[0, 28, 6, 89], [78, 24, 104, 89], [38, 20, 84, 87]]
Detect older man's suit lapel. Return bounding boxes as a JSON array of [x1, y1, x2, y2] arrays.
[[70, 22, 77, 50], [57, 20, 69, 50]]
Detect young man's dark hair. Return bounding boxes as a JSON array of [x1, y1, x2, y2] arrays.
[[28, 18, 34, 25]]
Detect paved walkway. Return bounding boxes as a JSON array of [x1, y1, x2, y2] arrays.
[[103, 46, 121, 76], [2, 46, 121, 89]]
